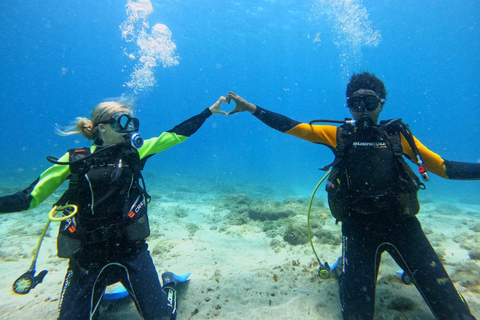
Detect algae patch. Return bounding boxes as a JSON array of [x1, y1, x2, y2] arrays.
[[215, 193, 335, 246]]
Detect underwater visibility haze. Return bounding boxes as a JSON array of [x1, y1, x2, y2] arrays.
[[0, 0, 479, 199], [0, 0, 480, 318], [0, 0, 479, 200]]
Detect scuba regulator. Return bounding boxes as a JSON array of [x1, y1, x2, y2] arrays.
[[125, 132, 143, 149], [355, 115, 375, 130], [12, 205, 77, 294]]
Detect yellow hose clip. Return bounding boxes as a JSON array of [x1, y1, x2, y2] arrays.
[[48, 204, 78, 221]]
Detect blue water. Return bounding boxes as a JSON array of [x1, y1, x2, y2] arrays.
[[1, 0, 479, 202]]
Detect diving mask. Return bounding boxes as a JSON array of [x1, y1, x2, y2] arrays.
[[346, 89, 385, 112], [97, 112, 140, 133]]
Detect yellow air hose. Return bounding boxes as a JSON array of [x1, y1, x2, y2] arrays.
[[13, 204, 77, 294], [307, 170, 331, 278], [28, 205, 77, 268]]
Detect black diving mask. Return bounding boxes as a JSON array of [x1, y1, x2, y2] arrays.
[[97, 113, 140, 133], [346, 89, 385, 112]]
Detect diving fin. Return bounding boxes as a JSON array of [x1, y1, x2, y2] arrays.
[[102, 286, 130, 301], [173, 272, 191, 283], [102, 272, 191, 301], [162, 272, 191, 287], [396, 270, 413, 285]]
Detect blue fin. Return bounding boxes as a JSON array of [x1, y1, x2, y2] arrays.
[[331, 260, 338, 270], [103, 272, 191, 301], [173, 272, 191, 283], [396, 270, 404, 275], [103, 286, 129, 300]]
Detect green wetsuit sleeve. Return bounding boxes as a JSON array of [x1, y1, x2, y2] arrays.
[[138, 132, 188, 159], [138, 108, 212, 159], [29, 152, 71, 209], [0, 152, 71, 213]]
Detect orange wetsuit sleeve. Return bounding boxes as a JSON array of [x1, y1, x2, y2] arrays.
[[401, 134, 480, 180], [253, 106, 337, 147], [285, 123, 338, 147], [253, 106, 480, 180]]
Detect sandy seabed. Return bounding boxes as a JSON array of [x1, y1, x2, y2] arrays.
[[0, 175, 479, 320]]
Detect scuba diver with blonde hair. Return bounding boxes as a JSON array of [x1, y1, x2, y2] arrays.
[[0, 96, 227, 320], [225, 72, 478, 320]]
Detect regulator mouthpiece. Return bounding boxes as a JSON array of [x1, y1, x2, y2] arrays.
[[125, 133, 143, 149], [356, 116, 374, 129]]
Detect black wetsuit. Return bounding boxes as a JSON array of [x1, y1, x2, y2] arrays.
[[58, 241, 170, 319], [252, 106, 478, 320], [340, 210, 473, 320]]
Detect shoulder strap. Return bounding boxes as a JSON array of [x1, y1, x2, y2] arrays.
[[381, 119, 430, 182], [320, 120, 354, 171], [55, 147, 91, 206], [68, 147, 91, 173], [380, 119, 404, 157]]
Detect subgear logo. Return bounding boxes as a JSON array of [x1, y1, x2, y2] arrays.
[[352, 141, 387, 148]]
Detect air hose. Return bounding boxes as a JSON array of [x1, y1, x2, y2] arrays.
[[12, 204, 77, 295], [307, 170, 331, 279]]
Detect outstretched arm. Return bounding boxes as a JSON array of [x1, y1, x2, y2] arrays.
[[401, 135, 480, 180], [443, 160, 480, 180], [0, 152, 71, 213], [226, 92, 337, 146], [225, 92, 257, 115], [226, 91, 302, 132], [0, 180, 37, 213], [138, 96, 227, 159], [167, 96, 226, 136]]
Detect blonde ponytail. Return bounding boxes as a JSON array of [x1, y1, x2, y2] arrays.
[[55, 98, 134, 141]]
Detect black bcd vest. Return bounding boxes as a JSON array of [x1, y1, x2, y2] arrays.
[[55, 144, 151, 258], [325, 119, 424, 222]]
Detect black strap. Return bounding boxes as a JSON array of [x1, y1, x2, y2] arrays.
[[0, 178, 38, 213], [380, 119, 404, 158], [320, 121, 354, 171]]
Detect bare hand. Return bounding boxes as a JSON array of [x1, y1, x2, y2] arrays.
[[209, 96, 227, 115], [225, 92, 257, 115]]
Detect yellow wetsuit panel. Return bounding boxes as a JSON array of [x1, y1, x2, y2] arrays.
[[285, 123, 338, 147], [285, 121, 447, 178], [400, 135, 447, 178]]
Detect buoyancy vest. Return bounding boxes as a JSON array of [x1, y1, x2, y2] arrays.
[[325, 119, 424, 222], [56, 144, 151, 258]]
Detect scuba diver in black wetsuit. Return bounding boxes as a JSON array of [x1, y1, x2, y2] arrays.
[[0, 97, 227, 320], [225, 72, 479, 320]]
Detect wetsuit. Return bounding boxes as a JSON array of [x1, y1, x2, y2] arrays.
[[0, 108, 213, 320], [253, 106, 478, 320]]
